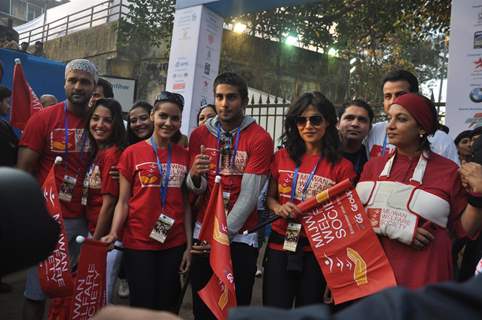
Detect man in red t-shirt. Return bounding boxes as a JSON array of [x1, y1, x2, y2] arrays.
[[187, 72, 273, 319], [17, 59, 98, 320]]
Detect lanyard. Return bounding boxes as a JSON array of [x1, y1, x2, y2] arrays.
[[63, 101, 87, 174], [150, 136, 172, 208], [290, 156, 322, 201], [381, 133, 388, 156], [215, 122, 241, 175]]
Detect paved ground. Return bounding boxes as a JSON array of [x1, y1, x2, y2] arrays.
[[0, 267, 264, 320]]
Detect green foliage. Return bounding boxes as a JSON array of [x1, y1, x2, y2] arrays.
[[118, 0, 175, 48], [122, 0, 451, 104]]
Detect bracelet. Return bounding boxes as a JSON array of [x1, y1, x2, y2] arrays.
[[468, 195, 482, 208]]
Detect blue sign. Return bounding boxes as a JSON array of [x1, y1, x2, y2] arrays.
[[0, 48, 66, 101]]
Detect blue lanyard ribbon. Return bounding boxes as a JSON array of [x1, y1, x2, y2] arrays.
[[381, 133, 388, 156], [63, 101, 87, 174], [215, 122, 241, 175], [150, 136, 171, 208], [290, 156, 322, 201]]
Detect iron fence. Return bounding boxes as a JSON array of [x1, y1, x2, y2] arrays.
[[18, 0, 130, 44]]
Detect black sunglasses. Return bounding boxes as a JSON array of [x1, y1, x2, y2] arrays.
[[155, 91, 185, 108], [294, 115, 324, 126]]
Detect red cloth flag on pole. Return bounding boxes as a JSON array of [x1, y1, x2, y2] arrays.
[[38, 156, 75, 297], [69, 238, 108, 320], [198, 177, 221, 243], [300, 180, 397, 304], [10, 58, 43, 129], [198, 176, 237, 320]]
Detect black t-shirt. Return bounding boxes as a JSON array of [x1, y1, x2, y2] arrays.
[[0, 119, 18, 166], [342, 145, 368, 178]]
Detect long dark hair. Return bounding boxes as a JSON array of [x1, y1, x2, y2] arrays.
[[126, 101, 153, 145], [282, 92, 341, 166], [86, 98, 127, 157]]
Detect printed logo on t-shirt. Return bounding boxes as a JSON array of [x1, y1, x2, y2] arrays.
[[204, 147, 247, 175], [50, 129, 89, 153], [136, 161, 187, 188], [278, 170, 335, 200]]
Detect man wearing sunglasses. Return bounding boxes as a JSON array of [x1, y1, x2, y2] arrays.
[[365, 69, 459, 164], [187, 72, 274, 319]]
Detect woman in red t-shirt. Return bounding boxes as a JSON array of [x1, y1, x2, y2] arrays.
[[83, 98, 126, 303], [356, 93, 482, 289], [102, 92, 192, 312], [264, 92, 356, 308]]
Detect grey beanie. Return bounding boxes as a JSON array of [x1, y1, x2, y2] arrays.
[[65, 59, 98, 83]]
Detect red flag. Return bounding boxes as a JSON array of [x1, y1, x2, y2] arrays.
[[198, 176, 237, 320], [198, 180, 221, 243], [38, 157, 74, 297], [301, 181, 396, 304], [11, 59, 43, 129], [69, 238, 108, 320]]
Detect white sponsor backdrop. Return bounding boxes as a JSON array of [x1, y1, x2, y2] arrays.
[[102, 76, 136, 112], [166, 5, 223, 135], [446, 0, 482, 137]]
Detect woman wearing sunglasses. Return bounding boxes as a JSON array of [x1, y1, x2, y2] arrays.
[[102, 91, 192, 311], [264, 92, 356, 308], [356, 93, 482, 289]]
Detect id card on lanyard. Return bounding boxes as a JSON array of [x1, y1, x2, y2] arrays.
[[149, 136, 175, 244], [283, 156, 322, 252], [215, 122, 240, 211], [59, 101, 87, 203]]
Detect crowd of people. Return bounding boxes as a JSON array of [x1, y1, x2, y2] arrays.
[[1, 57, 482, 320]]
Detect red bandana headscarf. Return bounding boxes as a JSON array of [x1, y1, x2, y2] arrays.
[[391, 93, 437, 135]]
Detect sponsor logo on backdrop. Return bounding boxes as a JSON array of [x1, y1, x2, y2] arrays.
[[474, 31, 482, 49], [469, 87, 482, 103], [465, 112, 482, 128]]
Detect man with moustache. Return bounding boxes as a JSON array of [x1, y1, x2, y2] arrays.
[[17, 59, 97, 320], [337, 99, 373, 178]]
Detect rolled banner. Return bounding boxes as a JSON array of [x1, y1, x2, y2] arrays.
[[243, 179, 353, 235], [296, 179, 352, 214]]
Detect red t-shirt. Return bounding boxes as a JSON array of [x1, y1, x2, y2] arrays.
[[20, 102, 90, 218], [118, 141, 188, 250], [359, 151, 468, 288], [189, 121, 273, 232], [269, 148, 356, 251], [85, 146, 122, 234]]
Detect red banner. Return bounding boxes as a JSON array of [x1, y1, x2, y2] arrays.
[[301, 182, 396, 304], [69, 239, 108, 320], [38, 160, 74, 297], [11, 60, 43, 129], [198, 180, 221, 243], [198, 177, 237, 320]]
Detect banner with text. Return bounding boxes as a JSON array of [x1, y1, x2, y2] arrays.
[[69, 239, 108, 320], [38, 160, 74, 298], [302, 186, 396, 304]]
